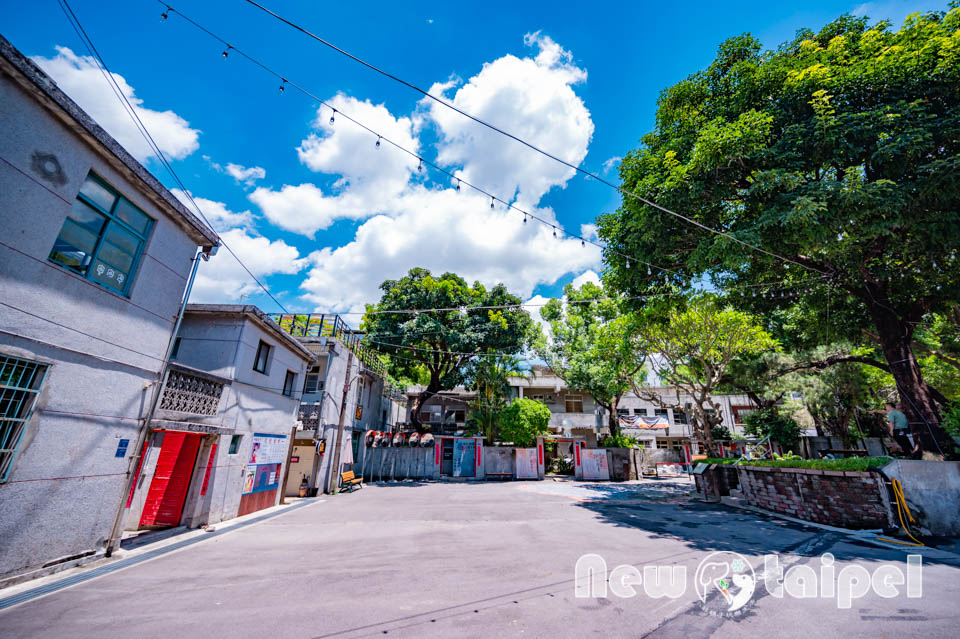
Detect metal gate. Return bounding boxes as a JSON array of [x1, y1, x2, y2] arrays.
[[139, 431, 202, 527]]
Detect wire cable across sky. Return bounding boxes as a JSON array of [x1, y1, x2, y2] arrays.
[[238, 0, 827, 275]]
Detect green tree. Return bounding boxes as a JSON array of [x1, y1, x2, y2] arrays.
[[498, 398, 552, 447], [598, 9, 960, 456], [535, 282, 647, 437], [743, 407, 804, 451], [363, 268, 533, 429], [633, 297, 779, 455], [464, 352, 526, 443]]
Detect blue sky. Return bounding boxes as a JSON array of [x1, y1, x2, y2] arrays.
[[3, 0, 947, 324]]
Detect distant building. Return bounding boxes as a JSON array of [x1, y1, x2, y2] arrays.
[[0, 36, 218, 583], [405, 364, 757, 454], [270, 313, 406, 495]]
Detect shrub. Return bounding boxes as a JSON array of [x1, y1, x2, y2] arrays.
[[742, 407, 803, 450], [599, 433, 643, 448], [498, 398, 551, 447]]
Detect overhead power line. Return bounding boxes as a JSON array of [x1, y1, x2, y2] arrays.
[[151, 1, 830, 306], [153, 1, 676, 279], [58, 0, 291, 314], [238, 0, 827, 275]]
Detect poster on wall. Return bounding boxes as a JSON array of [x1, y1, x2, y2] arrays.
[[241, 432, 288, 495], [516, 448, 538, 479], [581, 448, 610, 481], [452, 439, 475, 477]]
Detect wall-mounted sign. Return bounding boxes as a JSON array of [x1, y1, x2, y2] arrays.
[[115, 438, 129, 458], [355, 405, 363, 420], [290, 456, 300, 463], [241, 433, 287, 495]]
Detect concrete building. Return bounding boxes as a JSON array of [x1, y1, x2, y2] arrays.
[[405, 364, 756, 454], [0, 36, 218, 583], [271, 314, 406, 495], [122, 305, 313, 532]]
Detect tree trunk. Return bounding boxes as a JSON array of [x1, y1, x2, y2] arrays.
[[605, 399, 621, 439], [869, 307, 954, 458]]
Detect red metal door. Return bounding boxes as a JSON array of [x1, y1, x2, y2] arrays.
[[139, 432, 202, 527]]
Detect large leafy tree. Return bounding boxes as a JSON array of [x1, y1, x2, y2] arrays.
[[536, 282, 647, 437], [632, 297, 779, 455], [598, 9, 960, 456], [363, 268, 533, 429]]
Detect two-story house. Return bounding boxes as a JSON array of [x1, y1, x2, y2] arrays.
[[0, 36, 218, 583], [122, 305, 313, 533]]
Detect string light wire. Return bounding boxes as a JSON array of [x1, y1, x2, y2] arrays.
[[57, 0, 291, 314], [239, 0, 827, 275]]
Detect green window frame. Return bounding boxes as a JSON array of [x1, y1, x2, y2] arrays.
[[1, 355, 49, 482], [48, 172, 153, 296]]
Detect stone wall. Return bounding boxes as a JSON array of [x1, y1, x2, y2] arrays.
[[737, 466, 893, 529]]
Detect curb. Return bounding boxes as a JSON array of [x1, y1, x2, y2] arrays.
[[0, 498, 323, 612]]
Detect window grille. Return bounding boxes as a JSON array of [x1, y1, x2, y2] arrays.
[[0, 355, 48, 481], [159, 369, 223, 415]]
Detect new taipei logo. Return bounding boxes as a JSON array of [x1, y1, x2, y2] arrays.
[[694, 551, 757, 615]]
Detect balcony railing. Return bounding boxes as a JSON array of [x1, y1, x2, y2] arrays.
[[159, 365, 225, 416]]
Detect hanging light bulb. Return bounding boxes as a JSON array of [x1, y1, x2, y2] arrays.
[[647, 265, 652, 276], [490, 197, 495, 209], [279, 78, 287, 94], [523, 213, 527, 224], [417, 159, 423, 172], [222, 46, 231, 59], [626, 259, 631, 269], [456, 179, 461, 192], [553, 228, 557, 238], [581, 239, 585, 247], [161, 7, 169, 21], [375, 136, 381, 149], [329, 110, 336, 125]]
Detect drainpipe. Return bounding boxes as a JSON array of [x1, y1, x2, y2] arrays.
[[104, 246, 210, 555]]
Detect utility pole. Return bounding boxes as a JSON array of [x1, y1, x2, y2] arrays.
[[327, 349, 354, 494]]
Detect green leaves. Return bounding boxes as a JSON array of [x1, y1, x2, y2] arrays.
[[498, 398, 552, 447], [363, 268, 533, 393]]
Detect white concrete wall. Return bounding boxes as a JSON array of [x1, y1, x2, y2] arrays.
[[0, 71, 202, 579]]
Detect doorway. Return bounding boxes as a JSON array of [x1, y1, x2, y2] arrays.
[[139, 431, 202, 528]]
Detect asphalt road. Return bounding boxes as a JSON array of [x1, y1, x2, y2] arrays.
[[1, 477, 957, 639]]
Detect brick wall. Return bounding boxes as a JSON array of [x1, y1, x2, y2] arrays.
[[737, 466, 893, 529]]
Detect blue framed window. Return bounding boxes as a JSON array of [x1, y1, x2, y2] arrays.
[[48, 172, 153, 296], [0, 355, 48, 482]]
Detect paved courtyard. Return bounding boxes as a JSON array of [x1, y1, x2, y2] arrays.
[[1, 477, 958, 638]]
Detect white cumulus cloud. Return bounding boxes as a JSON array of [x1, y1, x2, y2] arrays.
[[225, 163, 266, 187], [192, 227, 307, 303], [170, 189, 254, 233], [31, 47, 199, 163]]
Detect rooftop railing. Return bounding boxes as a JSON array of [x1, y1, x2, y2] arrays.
[[271, 313, 406, 398]]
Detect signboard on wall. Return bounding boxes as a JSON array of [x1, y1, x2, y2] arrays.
[[516, 448, 538, 479], [581, 449, 610, 481], [241, 432, 288, 495]]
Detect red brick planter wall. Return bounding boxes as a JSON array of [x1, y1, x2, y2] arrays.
[[737, 466, 893, 529]]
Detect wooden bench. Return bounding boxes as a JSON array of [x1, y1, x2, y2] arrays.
[[339, 470, 362, 492]]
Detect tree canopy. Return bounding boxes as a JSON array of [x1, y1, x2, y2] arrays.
[[498, 398, 552, 447], [633, 297, 779, 454], [362, 268, 533, 429], [598, 8, 960, 456]]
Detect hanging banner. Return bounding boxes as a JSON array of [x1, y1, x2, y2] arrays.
[[516, 448, 538, 479], [581, 448, 610, 480], [242, 432, 288, 495]]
